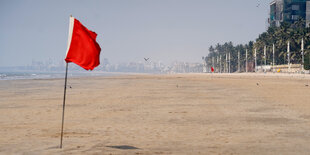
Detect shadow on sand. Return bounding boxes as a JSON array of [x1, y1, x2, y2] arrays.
[[106, 145, 139, 150]]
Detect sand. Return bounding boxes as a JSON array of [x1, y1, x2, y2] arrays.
[[0, 73, 310, 154]]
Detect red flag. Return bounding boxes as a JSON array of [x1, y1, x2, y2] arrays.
[[65, 16, 101, 70], [211, 67, 214, 72]]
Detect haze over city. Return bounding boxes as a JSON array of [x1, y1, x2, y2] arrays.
[[0, 0, 269, 67]]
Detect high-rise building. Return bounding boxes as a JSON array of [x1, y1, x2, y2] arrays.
[[269, 0, 310, 27], [270, 0, 283, 27]]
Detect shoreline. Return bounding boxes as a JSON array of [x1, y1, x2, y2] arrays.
[[1, 71, 310, 81], [198, 72, 310, 79]]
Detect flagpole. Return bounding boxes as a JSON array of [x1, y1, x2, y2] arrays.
[[288, 41, 290, 73], [255, 48, 257, 73], [302, 38, 304, 73], [273, 44, 275, 73], [238, 51, 240, 73], [229, 52, 231, 73], [264, 46, 266, 73], [246, 49, 248, 73], [217, 56, 219, 73], [220, 55, 222, 73], [60, 62, 69, 148], [225, 53, 228, 73]]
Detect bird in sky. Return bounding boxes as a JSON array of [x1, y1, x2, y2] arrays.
[[144, 58, 149, 62], [256, 0, 260, 7]]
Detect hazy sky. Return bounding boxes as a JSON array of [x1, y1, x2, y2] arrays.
[[0, 0, 270, 67]]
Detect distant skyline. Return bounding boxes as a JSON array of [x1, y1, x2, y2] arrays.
[[0, 0, 270, 67]]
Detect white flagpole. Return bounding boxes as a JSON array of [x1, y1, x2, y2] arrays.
[[225, 53, 228, 73], [217, 56, 219, 73], [246, 49, 248, 73], [220, 55, 222, 73], [229, 52, 231, 73], [273, 44, 275, 73], [264, 46, 267, 73], [255, 48, 257, 73], [288, 41, 290, 72], [238, 51, 240, 72], [264, 46, 267, 66], [302, 38, 304, 73]]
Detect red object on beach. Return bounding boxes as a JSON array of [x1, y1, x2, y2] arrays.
[[211, 67, 214, 72], [65, 17, 101, 70]]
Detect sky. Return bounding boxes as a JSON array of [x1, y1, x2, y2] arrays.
[[0, 0, 270, 67]]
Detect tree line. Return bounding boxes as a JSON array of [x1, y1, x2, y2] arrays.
[[204, 19, 310, 72]]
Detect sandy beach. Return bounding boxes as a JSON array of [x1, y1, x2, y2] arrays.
[[1, 73, 310, 154]]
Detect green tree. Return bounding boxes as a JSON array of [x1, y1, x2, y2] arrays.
[[305, 53, 310, 70]]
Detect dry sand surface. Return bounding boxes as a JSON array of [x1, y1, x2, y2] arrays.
[[1, 73, 310, 154]]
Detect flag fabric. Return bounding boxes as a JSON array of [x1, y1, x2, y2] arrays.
[[211, 67, 214, 72], [65, 16, 101, 70]]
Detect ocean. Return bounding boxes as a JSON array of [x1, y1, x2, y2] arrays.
[[0, 71, 120, 80]]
